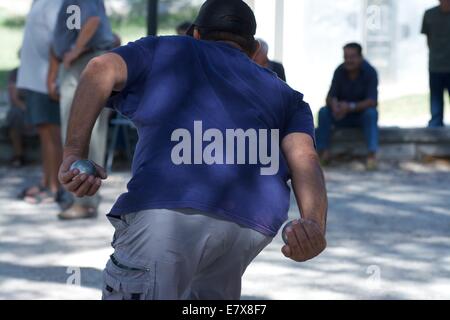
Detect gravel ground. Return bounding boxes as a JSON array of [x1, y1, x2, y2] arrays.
[[0, 161, 449, 300]]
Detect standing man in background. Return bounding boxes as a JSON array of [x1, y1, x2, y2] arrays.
[[49, 0, 117, 220], [17, 0, 64, 204], [422, 0, 450, 128], [6, 67, 27, 168]]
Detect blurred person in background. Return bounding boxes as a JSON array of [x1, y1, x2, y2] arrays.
[[254, 39, 286, 82], [6, 67, 26, 168], [112, 33, 122, 48], [17, 0, 64, 204], [49, 0, 116, 220], [422, 0, 450, 128], [316, 43, 379, 170], [176, 21, 192, 35]]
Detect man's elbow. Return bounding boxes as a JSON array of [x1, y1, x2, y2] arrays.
[[81, 57, 115, 87], [289, 150, 321, 171], [83, 57, 106, 74], [86, 16, 101, 28], [289, 145, 319, 161]]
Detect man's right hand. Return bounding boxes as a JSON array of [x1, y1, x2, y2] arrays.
[[330, 98, 342, 120], [58, 155, 107, 198]]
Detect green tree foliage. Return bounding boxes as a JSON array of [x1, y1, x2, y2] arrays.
[[118, 0, 200, 31]]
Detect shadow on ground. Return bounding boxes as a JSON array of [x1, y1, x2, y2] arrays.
[[1, 164, 450, 299]]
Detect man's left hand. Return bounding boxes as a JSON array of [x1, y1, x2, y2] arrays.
[[281, 219, 327, 262], [335, 102, 350, 120]]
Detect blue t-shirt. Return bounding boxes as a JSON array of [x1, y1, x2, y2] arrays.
[[107, 36, 315, 237], [328, 60, 378, 103]]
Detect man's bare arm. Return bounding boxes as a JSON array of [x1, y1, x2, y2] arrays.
[[47, 48, 61, 101], [8, 79, 26, 110], [282, 133, 328, 232], [65, 53, 126, 157], [280, 133, 327, 262], [353, 98, 377, 112], [59, 53, 127, 197], [63, 17, 101, 68], [326, 96, 338, 109], [75, 17, 101, 52]]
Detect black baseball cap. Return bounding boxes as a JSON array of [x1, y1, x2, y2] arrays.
[[187, 0, 257, 38]]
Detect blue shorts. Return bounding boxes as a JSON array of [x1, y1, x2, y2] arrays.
[[6, 106, 26, 130], [24, 90, 60, 126]]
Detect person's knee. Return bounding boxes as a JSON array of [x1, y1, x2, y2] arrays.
[[318, 107, 332, 124], [362, 108, 378, 124]]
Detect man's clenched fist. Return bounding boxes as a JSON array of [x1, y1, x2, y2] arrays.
[[281, 219, 327, 262]]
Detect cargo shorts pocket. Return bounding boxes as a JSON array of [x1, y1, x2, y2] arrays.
[[102, 258, 155, 300], [108, 214, 139, 248]]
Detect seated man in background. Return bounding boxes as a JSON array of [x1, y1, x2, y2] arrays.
[[316, 43, 379, 169], [254, 39, 286, 82], [6, 67, 27, 168]]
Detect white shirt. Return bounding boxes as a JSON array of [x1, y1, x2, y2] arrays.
[[17, 0, 63, 94]]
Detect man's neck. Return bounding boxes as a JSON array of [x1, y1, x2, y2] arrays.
[[347, 69, 361, 80]]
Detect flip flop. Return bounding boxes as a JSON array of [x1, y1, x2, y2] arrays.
[[24, 189, 57, 205]]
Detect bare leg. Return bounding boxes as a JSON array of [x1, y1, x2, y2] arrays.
[[47, 124, 63, 193], [9, 128, 24, 158], [22, 125, 50, 202], [38, 124, 62, 193], [37, 124, 53, 191]]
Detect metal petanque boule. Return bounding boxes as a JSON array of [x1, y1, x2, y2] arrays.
[[70, 160, 98, 177], [282, 220, 296, 245]]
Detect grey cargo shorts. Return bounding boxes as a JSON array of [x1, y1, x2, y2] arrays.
[[102, 208, 273, 300]]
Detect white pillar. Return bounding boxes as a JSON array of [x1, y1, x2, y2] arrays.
[[274, 0, 284, 62], [253, 0, 277, 59], [283, 0, 307, 89], [248, 0, 285, 62]]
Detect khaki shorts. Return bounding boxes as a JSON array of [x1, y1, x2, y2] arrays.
[[102, 209, 273, 300]]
